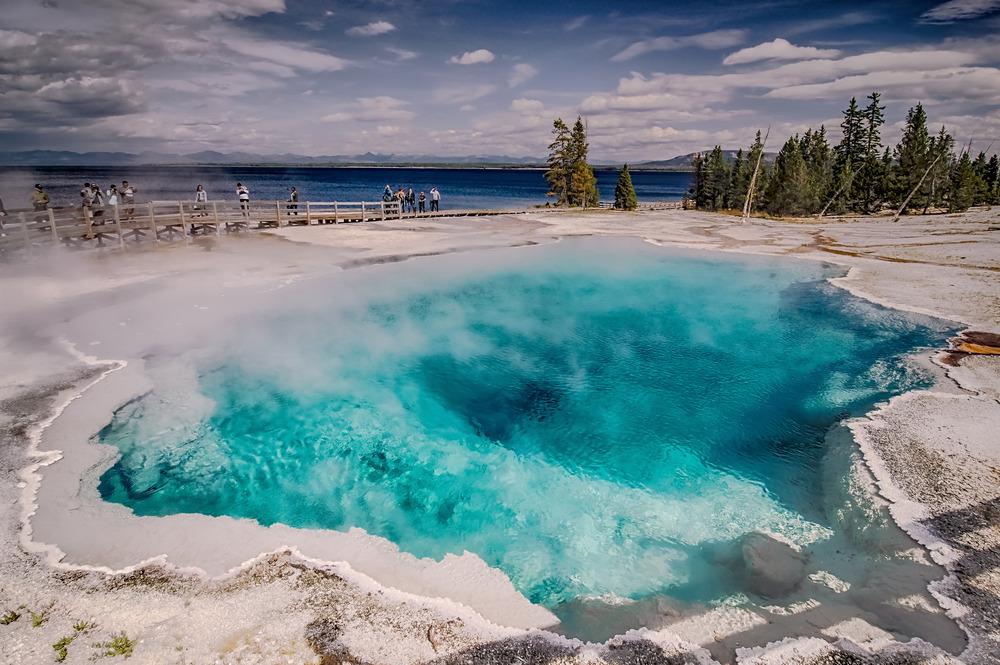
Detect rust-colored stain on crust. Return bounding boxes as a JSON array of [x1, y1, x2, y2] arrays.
[[942, 331, 1000, 365]]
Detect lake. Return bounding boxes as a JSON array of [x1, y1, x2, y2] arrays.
[[0, 165, 692, 211]]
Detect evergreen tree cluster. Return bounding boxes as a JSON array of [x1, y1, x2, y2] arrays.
[[545, 116, 599, 207], [690, 92, 1000, 217]]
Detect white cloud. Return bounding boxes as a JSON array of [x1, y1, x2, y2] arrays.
[[723, 39, 841, 66], [386, 46, 418, 61], [509, 63, 538, 87], [510, 98, 544, 113], [766, 66, 1000, 101], [564, 15, 589, 31], [612, 29, 746, 62], [448, 49, 495, 65], [321, 96, 414, 123], [786, 11, 879, 35], [431, 83, 497, 104], [218, 33, 350, 71], [346, 20, 396, 36], [921, 0, 1000, 23]]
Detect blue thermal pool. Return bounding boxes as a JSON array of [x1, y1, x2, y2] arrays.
[[96, 240, 953, 624]]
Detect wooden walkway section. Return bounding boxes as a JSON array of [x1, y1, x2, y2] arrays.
[[0, 199, 533, 259]]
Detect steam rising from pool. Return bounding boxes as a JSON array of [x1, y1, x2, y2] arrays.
[[97, 241, 952, 616]]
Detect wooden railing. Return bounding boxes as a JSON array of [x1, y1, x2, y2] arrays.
[[0, 199, 406, 257], [597, 200, 683, 210]]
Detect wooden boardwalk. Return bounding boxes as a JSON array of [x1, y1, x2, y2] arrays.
[[0, 198, 684, 259], [0, 199, 534, 258]]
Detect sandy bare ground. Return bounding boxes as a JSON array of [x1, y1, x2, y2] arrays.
[[0, 207, 998, 665]]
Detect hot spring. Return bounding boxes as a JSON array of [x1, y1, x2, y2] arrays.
[[95, 239, 955, 638]]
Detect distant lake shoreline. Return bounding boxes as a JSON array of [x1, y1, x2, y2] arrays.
[[0, 165, 694, 210]]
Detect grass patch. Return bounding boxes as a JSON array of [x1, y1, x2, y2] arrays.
[[94, 632, 134, 659], [52, 635, 75, 662], [73, 620, 97, 633], [31, 607, 50, 628], [0, 609, 20, 625]]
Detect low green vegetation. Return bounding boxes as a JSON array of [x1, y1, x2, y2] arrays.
[[73, 620, 97, 633], [613, 164, 638, 210], [94, 632, 135, 659], [1, 609, 21, 625], [52, 619, 98, 662], [52, 634, 75, 662], [31, 607, 50, 628], [690, 91, 1000, 217], [545, 116, 600, 207]]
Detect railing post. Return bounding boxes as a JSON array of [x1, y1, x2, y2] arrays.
[[398, 200, 403, 220], [305, 201, 311, 225], [334, 202, 339, 224], [149, 203, 158, 242], [19, 212, 32, 259], [113, 204, 124, 248], [179, 202, 189, 242], [48, 209, 58, 242], [361, 201, 366, 222], [380, 201, 386, 221], [212, 201, 221, 235], [276, 200, 282, 227]]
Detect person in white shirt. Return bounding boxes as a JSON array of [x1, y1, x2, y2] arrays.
[[120, 180, 136, 219], [430, 187, 441, 212], [236, 182, 250, 217], [106, 184, 119, 207]]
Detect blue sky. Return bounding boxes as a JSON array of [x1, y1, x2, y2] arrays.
[[1, 0, 998, 160]]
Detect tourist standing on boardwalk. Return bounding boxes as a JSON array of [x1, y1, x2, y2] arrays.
[[91, 183, 105, 222], [395, 186, 405, 212], [383, 184, 393, 202], [120, 180, 136, 219], [418, 191, 426, 213], [236, 183, 250, 216], [406, 187, 415, 214], [430, 187, 440, 212], [287, 186, 299, 218], [106, 184, 119, 207], [194, 185, 208, 216], [80, 182, 94, 220], [31, 184, 50, 223], [31, 184, 49, 211]]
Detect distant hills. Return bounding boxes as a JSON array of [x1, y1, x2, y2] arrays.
[[0, 149, 757, 170], [0, 150, 545, 168]]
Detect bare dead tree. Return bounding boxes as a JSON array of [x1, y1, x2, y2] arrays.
[[891, 150, 946, 222], [741, 126, 770, 224]]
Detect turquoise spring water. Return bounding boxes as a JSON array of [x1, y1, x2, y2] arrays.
[[97, 240, 953, 616]]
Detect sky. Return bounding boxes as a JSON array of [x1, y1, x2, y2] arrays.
[[1, 0, 999, 161]]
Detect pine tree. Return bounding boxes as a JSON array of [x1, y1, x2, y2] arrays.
[[613, 164, 638, 210], [802, 127, 833, 213], [856, 92, 886, 212], [692, 152, 707, 209], [765, 136, 809, 216], [729, 149, 746, 208], [566, 117, 599, 207], [986, 154, 1000, 204], [950, 150, 977, 212], [972, 151, 990, 204], [704, 146, 730, 211], [893, 103, 930, 212], [545, 118, 571, 205], [925, 126, 954, 211]]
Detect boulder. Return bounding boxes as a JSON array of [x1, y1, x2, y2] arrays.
[[740, 532, 809, 598]]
